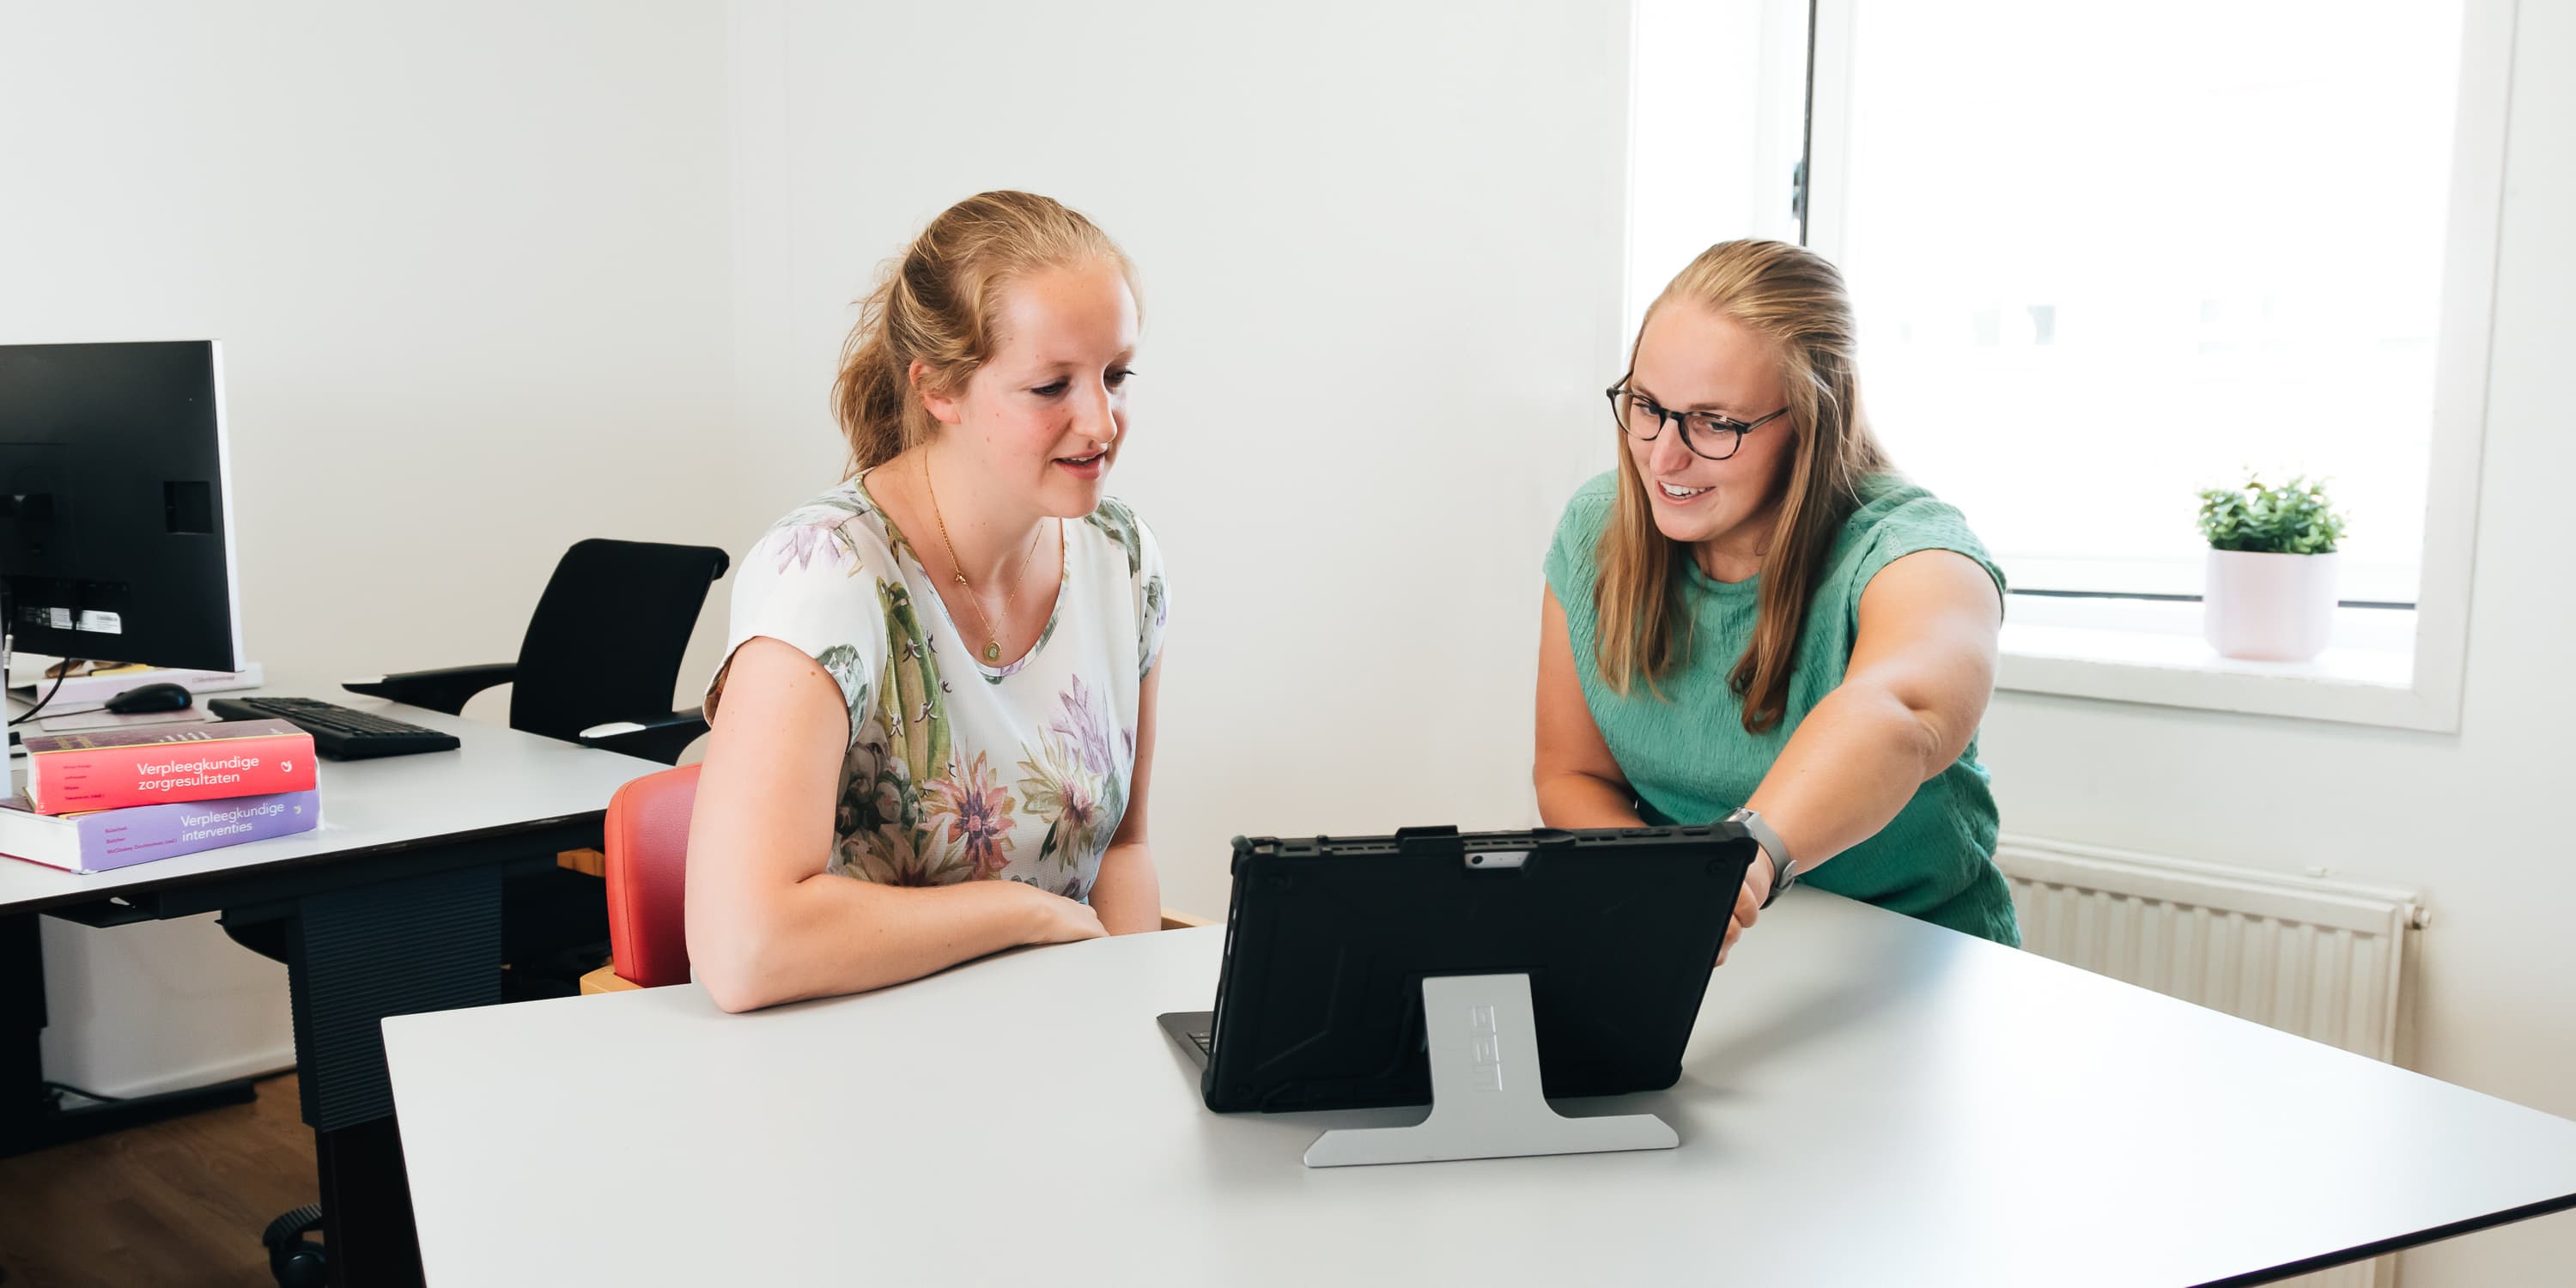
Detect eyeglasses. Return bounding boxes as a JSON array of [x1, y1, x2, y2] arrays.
[[1606, 382, 1789, 461]]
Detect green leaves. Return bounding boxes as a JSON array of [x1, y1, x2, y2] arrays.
[[2196, 472, 2347, 556]]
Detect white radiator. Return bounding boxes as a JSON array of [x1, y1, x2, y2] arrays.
[[1996, 835, 2428, 1288]]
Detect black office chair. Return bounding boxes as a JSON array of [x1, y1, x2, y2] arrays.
[[343, 537, 731, 764], [226, 538, 728, 1287], [224, 538, 731, 975], [345, 537, 731, 996]]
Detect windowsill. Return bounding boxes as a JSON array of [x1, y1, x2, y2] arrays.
[[1996, 594, 2456, 732]]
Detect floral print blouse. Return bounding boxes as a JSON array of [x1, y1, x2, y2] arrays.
[[706, 474, 1168, 902]]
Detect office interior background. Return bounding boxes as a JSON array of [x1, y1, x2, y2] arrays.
[[3, 0, 2572, 1283]]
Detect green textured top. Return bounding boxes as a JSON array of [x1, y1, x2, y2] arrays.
[[1543, 472, 2020, 945]]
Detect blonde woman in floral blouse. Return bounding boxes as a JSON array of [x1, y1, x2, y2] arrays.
[[687, 191, 1168, 1012]]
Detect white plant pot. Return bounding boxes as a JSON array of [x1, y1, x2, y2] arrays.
[[2204, 550, 2338, 662]]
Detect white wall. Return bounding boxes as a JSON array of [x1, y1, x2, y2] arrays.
[[1977, 3, 2576, 1278], [3, 0, 1636, 1095], [725, 0, 1635, 920], [0, 0, 733, 1095]]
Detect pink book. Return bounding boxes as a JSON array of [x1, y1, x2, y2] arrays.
[[22, 720, 317, 814]]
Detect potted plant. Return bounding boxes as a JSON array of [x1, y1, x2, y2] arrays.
[[2196, 473, 2348, 662]]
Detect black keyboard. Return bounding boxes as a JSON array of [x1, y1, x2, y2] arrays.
[[1157, 1012, 1218, 1065], [206, 696, 462, 760]]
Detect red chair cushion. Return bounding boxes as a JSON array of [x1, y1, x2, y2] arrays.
[[605, 763, 700, 988]]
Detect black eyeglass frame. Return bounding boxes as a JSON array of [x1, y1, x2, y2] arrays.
[[1605, 381, 1790, 461]]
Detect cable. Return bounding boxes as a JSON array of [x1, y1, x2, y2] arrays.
[[6, 659, 72, 728], [43, 1078, 127, 1104]]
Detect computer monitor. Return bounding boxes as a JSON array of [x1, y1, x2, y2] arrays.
[[0, 341, 243, 674]]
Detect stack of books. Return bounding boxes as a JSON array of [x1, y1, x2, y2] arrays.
[[0, 720, 321, 874]]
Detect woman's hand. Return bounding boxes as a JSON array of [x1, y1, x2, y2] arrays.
[[1011, 883, 1109, 945], [1716, 852, 1777, 967]]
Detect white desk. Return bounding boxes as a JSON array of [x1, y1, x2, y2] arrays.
[[4, 679, 665, 1288], [3, 684, 653, 913], [386, 890, 2576, 1287]]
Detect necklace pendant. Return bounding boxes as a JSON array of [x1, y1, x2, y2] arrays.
[[983, 641, 1002, 663]]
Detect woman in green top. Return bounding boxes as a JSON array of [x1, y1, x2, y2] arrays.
[[1536, 239, 2018, 957]]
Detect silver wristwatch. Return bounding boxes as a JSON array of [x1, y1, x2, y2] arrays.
[[1725, 807, 1796, 909]]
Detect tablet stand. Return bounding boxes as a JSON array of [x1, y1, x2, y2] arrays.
[[1302, 973, 1680, 1167]]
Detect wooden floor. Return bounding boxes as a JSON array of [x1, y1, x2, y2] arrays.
[[0, 1074, 312, 1288]]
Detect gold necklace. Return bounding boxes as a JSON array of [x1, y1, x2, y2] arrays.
[[923, 453, 1051, 664]]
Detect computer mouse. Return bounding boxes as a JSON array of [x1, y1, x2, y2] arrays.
[[104, 682, 195, 714]]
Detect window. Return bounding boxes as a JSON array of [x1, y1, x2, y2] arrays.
[[1627, 0, 2513, 729], [1624, 0, 1809, 340], [1820, 0, 2461, 608]]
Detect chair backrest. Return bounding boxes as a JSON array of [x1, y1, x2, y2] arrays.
[[510, 538, 729, 745], [605, 762, 700, 988]]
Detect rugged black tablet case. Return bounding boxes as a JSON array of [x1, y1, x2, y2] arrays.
[[1196, 823, 1754, 1114]]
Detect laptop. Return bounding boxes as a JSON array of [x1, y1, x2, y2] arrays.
[[1159, 823, 1755, 1115]]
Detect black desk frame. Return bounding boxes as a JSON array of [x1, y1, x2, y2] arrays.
[[2, 811, 603, 1288]]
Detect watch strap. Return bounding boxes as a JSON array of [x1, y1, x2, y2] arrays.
[[1729, 808, 1796, 909]]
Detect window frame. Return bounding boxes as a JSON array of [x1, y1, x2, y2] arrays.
[[1793, 0, 2518, 732]]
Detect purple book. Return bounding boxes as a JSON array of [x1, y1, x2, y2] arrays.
[[0, 789, 322, 874]]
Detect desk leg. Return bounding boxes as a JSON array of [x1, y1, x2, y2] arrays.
[[0, 913, 52, 1151], [312, 1115, 421, 1287], [283, 866, 507, 1288], [0, 913, 258, 1157]]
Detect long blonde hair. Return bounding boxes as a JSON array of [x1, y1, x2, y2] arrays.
[[830, 191, 1139, 475], [1594, 240, 1893, 734]]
